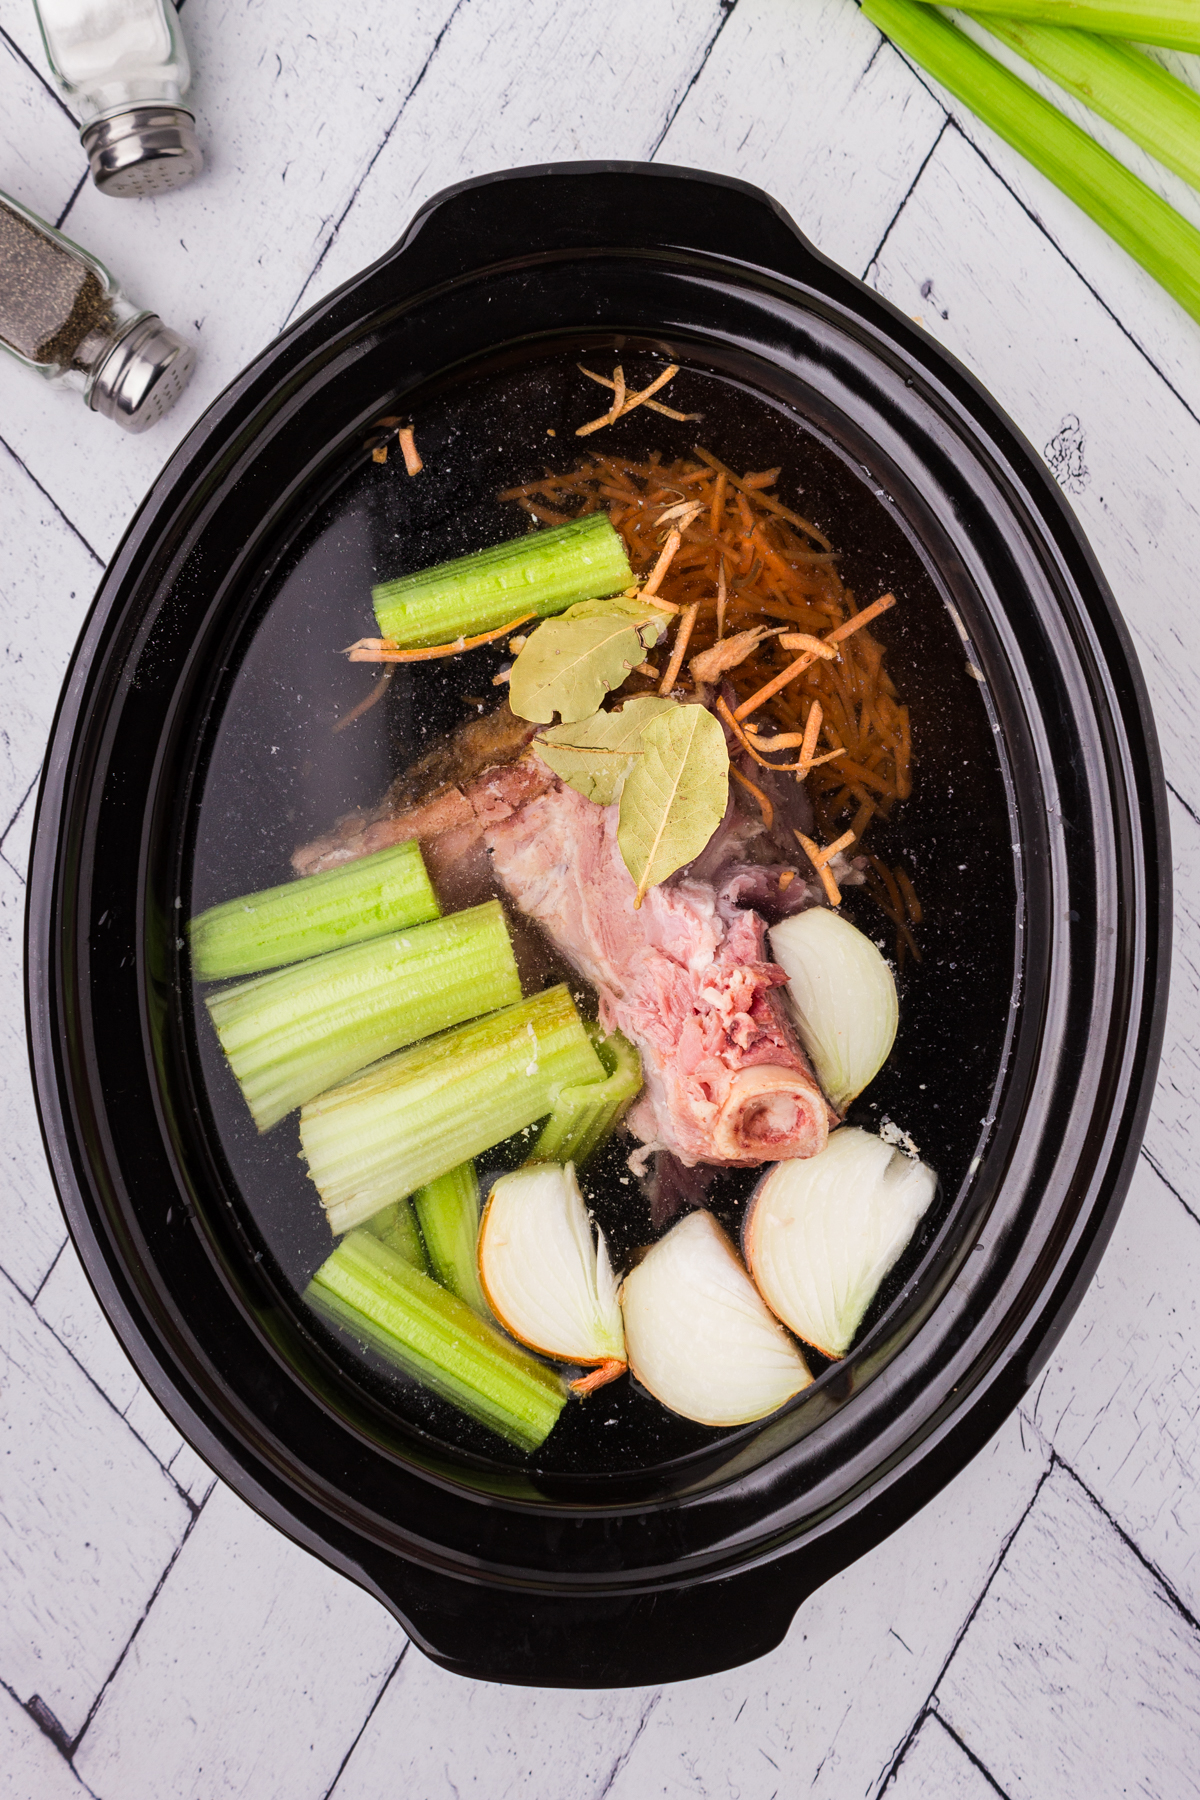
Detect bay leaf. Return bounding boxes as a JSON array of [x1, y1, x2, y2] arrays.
[[509, 606, 661, 724], [564, 596, 668, 641], [617, 703, 730, 905], [536, 695, 678, 804]]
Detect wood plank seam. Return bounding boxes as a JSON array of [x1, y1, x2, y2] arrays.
[[283, 0, 471, 328], [0, 766, 42, 865], [648, 0, 742, 160], [1140, 1144, 1200, 1230], [0, 437, 104, 567], [877, 1705, 1014, 1799], [0, 1676, 100, 1795], [860, 116, 950, 276], [593, 1692, 663, 1800], [0, 22, 80, 128], [319, 1646, 410, 1800]]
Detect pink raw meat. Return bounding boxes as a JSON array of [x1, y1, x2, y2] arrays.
[[484, 765, 832, 1168]]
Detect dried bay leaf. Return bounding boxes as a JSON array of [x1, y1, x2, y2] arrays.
[[509, 602, 664, 725], [618, 704, 730, 905], [536, 695, 677, 804]]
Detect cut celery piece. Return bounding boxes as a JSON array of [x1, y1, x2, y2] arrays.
[[530, 1031, 642, 1166], [364, 1198, 427, 1270], [189, 841, 439, 981], [206, 901, 521, 1132], [301, 985, 606, 1235], [927, 0, 1200, 54], [308, 1229, 565, 1452], [974, 18, 1200, 193], [372, 514, 633, 650], [413, 1163, 490, 1316], [864, 0, 1200, 327]]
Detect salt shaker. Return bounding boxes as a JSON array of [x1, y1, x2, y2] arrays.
[[0, 189, 194, 429], [33, 0, 202, 196]]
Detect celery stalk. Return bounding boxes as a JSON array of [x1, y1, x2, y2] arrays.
[[301, 985, 607, 1235], [916, 0, 1200, 54], [364, 1198, 428, 1269], [373, 514, 633, 649], [530, 1031, 642, 1166], [864, 0, 1200, 326], [976, 17, 1200, 191], [308, 1229, 565, 1451], [189, 841, 439, 981], [413, 1163, 490, 1316], [207, 901, 521, 1131]]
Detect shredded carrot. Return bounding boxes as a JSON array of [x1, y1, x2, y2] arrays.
[[643, 529, 681, 598], [730, 765, 774, 830], [795, 831, 843, 906], [333, 667, 393, 733], [568, 1359, 627, 1396], [659, 602, 699, 694], [346, 611, 537, 663], [398, 427, 422, 476]]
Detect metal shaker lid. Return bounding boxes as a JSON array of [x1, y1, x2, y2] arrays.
[[89, 314, 195, 432], [81, 106, 203, 198]]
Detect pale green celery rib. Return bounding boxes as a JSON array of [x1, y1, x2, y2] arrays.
[[207, 901, 521, 1132], [863, 0, 1200, 326], [302, 985, 606, 1234], [189, 840, 439, 981], [530, 1030, 642, 1166], [414, 1163, 490, 1316], [919, 0, 1200, 54], [976, 16, 1200, 191], [307, 1229, 565, 1451], [364, 1198, 427, 1270], [372, 514, 633, 649]]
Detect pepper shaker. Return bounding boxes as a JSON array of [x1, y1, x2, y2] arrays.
[[0, 189, 194, 429], [33, 0, 202, 196]]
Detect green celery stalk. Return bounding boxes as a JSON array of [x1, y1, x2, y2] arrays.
[[976, 17, 1200, 191], [864, 0, 1200, 326], [372, 514, 633, 649], [364, 1198, 428, 1269], [530, 1030, 642, 1166], [913, 0, 1200, 54], [413, 1162, 490, 1316], [189, 840, 439, 981], [207, 900, 521, 1132], [301, 985, 606, 1235], [307, 1229, 565, 1451]]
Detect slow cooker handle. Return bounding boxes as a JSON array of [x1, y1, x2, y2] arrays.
[[365, 160, 834, 299]]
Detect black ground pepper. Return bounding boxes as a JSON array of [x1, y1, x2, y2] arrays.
[[0, 198, 114, 367]]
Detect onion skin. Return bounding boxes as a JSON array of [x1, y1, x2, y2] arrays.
[[478, 1163, 626, 1372], [620, 1210, 811, 1426], [768, 910, 898, 1114], [744, 1128, 937, 1359]]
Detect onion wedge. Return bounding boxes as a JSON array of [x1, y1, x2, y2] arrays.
[[769, 909, 898, 1114], [745, 1127, 937, 1359], [620, 1211, 811, 1426], [478, 1164, 625, 1389]]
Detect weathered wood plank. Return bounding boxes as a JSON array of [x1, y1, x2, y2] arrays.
[[0, 856, 69, 1299], [657, 0, 946, 277], [329, 1654, 654, 1800], [868, 126, 1200, 822], [0, 27, 87, 223], [73, 1483, 402, 1800], [601, 1410, 1047, 1800], [936, 1462, 1200, 1800], [883, 1712, 1002, 1800], [296, 0, 732, 317], [1022, 1155, 1200, 1621], [0, 1265, 191, 1741], [0, 1679, 92, 1800]]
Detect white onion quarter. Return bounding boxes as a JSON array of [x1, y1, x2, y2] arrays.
[[478, 1163, 625, 1370], [768, 908, 898, 1114], [745, 1127, 937, 1359], [621, 1210, 811, 1426]]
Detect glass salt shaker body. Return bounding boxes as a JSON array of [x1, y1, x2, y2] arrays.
[[34, 0, 202, 196], [0, 190, 194, 430]]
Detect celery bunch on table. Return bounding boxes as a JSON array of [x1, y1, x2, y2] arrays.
[[922, 1, 1200, 54], [206, 900, 521, 1131], [864, 0, 1200, 327], [301, 985, 607, 1235]]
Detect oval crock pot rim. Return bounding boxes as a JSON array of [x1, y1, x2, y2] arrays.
[[25, 163, 1170, 1661]]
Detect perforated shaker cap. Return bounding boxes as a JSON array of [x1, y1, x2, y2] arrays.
[[89, 315, 195, 433], [81, 107, 203, 198]]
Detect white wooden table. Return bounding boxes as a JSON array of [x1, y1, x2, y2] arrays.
[[2, 3, 1199, 1794]]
